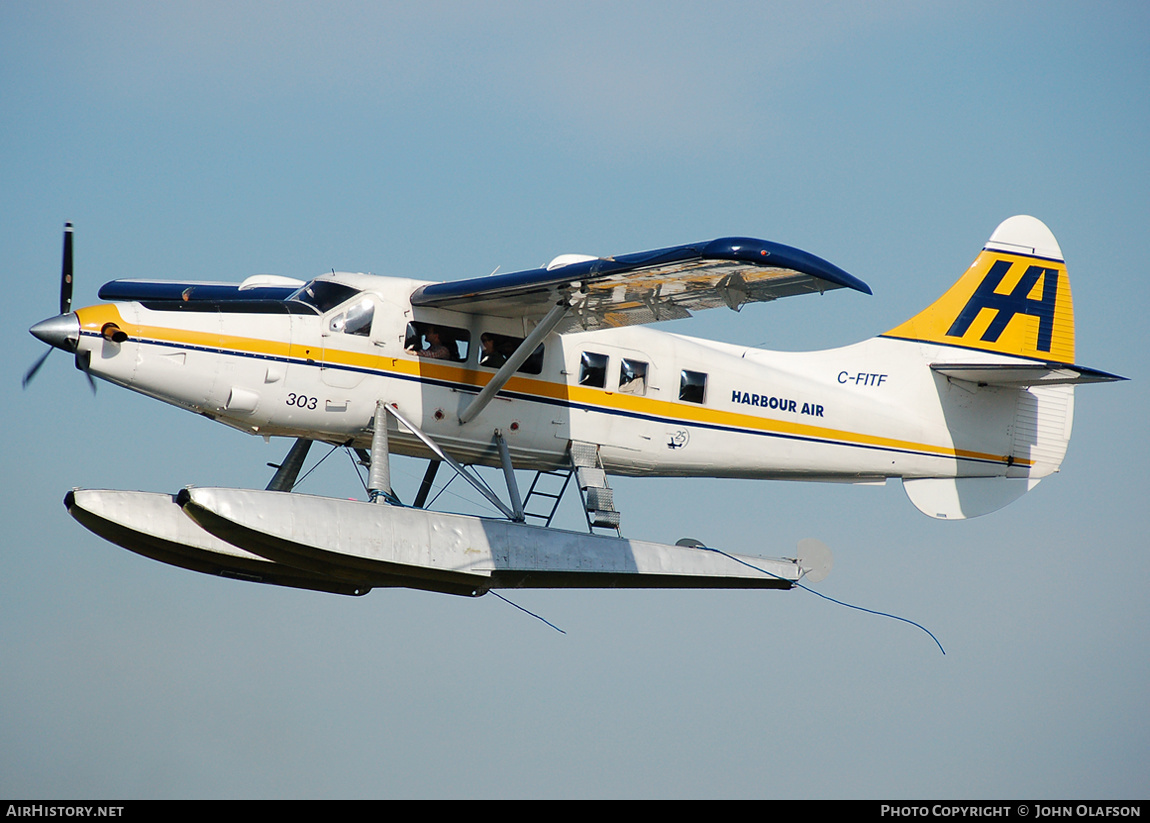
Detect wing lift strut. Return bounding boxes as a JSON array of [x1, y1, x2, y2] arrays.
[[458, 298, 570, 425]]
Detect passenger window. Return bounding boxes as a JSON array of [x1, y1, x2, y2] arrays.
[[679, 370, 707, 403], [619, 358, 648, 395], [405, 322, 470, 362], [479, 332, 544, 374], [579, 352, 609, 388], [328, 297, 374, 337]]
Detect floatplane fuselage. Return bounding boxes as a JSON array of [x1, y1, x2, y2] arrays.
[[28, 217, 1123, 596]]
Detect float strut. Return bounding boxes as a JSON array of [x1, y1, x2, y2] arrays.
[[495, 430, 525, 522], [266, 438, 313, 492], [368, 401, 400, 505], [412, 460, 441, 509], [383, 403, 515, 519]]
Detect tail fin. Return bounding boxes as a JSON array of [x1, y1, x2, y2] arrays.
[[889, 217, 1113, 521], [883, 215, 1075, 364]]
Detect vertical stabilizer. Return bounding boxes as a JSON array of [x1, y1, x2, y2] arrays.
[[883, 216, 1075, 365], [890, 217, 1087, 519]]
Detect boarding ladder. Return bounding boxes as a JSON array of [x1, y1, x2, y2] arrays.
[[522, 441, 622, 536], [521, 467, 573, 528]]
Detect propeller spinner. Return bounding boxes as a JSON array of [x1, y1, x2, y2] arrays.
[[23, 223, 95, 392]]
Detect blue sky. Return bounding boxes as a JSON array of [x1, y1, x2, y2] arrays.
[[3, 1, 1147, 798]]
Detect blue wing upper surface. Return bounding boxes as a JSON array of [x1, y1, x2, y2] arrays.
[[96, 237, 869, 332], [411, 237, 870, 331]]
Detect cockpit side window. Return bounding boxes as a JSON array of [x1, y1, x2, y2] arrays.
[[328, 297, 374, 337]]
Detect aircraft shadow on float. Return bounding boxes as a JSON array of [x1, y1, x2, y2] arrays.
[[28, 217, 1122, 597]]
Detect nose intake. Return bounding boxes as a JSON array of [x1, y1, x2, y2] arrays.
[[30, 314, 80, 352]]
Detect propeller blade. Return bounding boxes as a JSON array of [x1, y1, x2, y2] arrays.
[[76, 348, 97, 395], [60, 222, 74, 316], [22, 349, 52, 389]]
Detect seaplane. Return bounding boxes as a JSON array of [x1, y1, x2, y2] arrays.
[[24, 217, 1124, 598]]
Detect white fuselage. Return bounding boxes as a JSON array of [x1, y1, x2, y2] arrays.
[[74, 271, 1068, 484]]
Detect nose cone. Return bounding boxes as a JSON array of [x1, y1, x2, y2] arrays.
[[30, 313, 80, 352]]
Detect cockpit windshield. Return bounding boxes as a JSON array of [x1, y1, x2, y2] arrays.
[[288, 280, 362, 313]]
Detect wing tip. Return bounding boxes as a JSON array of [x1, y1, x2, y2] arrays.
[[704, 237, 871, 295]]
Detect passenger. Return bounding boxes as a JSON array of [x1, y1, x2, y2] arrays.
[[479, 333, 507, 367]]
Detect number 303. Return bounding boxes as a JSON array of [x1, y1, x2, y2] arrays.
[[286, 393, 317, 410]]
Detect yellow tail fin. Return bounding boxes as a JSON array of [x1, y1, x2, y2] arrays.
[[883, 216, 1075, 364]]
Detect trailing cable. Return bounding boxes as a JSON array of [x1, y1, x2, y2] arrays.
[[700, 545, 946, 656], [490, 591, 566, 634]]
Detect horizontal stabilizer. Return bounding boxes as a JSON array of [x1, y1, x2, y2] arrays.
[[931, 362, 1126, 387]]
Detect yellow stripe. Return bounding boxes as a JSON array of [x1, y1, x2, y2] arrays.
[[323, 348, 1028, 466], [94, 312, 1024, 468]]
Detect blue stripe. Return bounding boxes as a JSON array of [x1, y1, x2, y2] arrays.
[[982, 244, 1065, 265], [103, 331, 1006, 469]]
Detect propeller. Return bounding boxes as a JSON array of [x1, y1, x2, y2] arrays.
[[21, 347, 53, 389], [22, 223, 92, 392], [60, 220, 73, 315]]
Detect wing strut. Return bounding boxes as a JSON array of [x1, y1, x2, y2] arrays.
[[458, 299, 571, 424]]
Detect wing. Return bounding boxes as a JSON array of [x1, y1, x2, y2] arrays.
[[98, 275, 304, 303], [410, 237, 870, 332]]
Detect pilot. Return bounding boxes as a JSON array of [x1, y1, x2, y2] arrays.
[[411, 326, 451, 359]]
